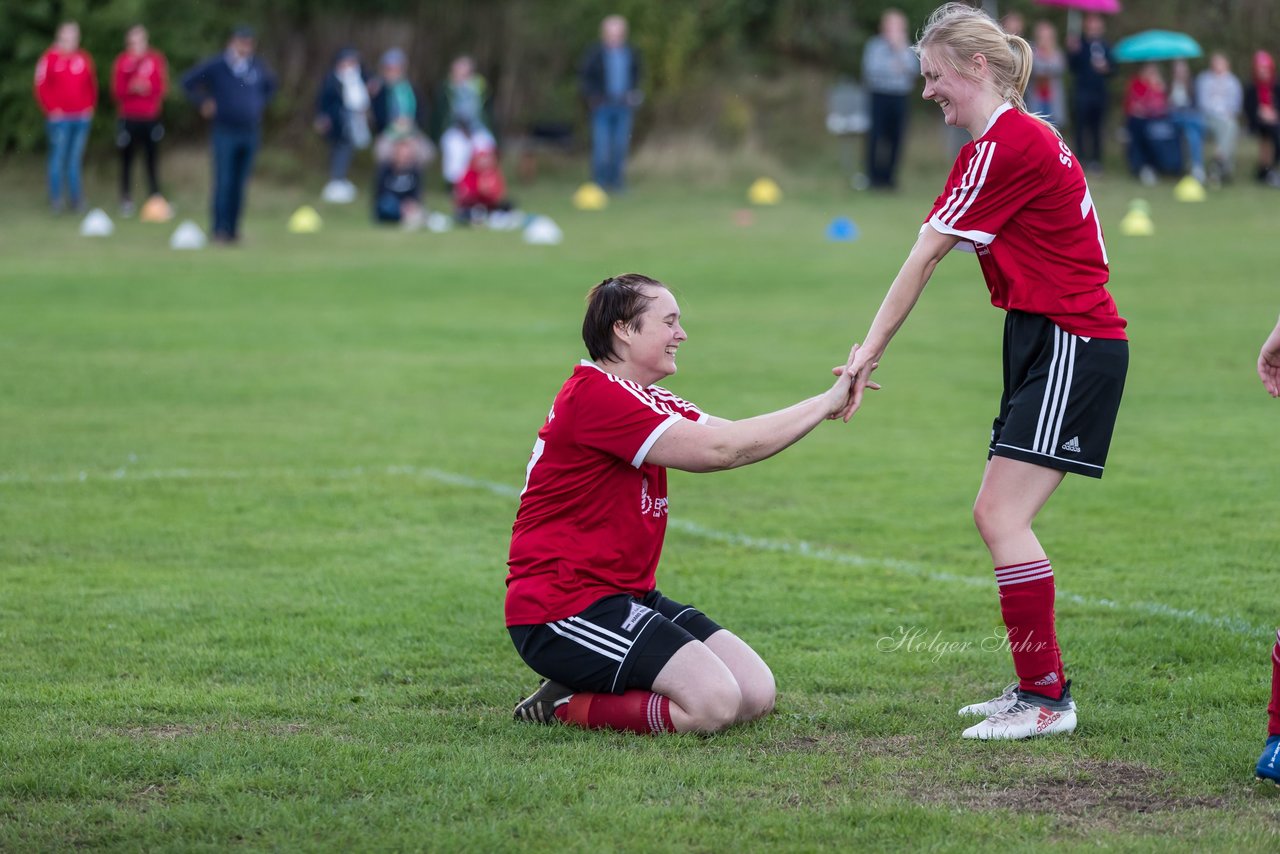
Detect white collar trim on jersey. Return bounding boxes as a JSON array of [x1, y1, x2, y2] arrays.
[[980, 102, 1014, 138], [581, 359, 633, 382]]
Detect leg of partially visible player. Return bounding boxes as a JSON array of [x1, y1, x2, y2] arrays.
[[1256, 629, 1280, 784]]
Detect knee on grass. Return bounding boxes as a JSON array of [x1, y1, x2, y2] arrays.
[[680, 679, 744, 733], [736, 672, 777, 723]]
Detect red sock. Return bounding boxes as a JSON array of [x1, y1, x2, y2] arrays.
[[994, 559, 1064, 698], [554, 689, 676, 734], [1268, 630, 1280, 738]]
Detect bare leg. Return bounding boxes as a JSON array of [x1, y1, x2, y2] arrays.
[[704, 630, 776, 722], [651, 641, 743, 733], [972, 456, 1065, 565]]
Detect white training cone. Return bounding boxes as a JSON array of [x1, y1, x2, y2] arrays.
[[425, 211, 453, 233], [79, 208, 114, 237], [169, 220, 207, 250], [523, 215, 563, 245]]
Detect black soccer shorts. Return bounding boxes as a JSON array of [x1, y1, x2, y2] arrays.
[[508, 590, 723, 695], [988, 310, 1128, 478]]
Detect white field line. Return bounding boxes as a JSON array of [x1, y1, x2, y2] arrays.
[[1, 464, 1266, 637]]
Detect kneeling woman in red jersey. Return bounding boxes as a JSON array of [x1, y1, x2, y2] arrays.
[[840, 4, 1128, 740], [508, 274, 866, 734]]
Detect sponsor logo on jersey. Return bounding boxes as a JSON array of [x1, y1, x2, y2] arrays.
[[639, 476, 668, 518]]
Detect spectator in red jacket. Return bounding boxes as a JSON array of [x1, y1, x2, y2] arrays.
[[34, 21, 97, 214], [112, 25, 168, 216], [452, 148, 512, 224]]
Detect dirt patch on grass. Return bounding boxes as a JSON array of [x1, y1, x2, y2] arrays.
[[907, 757, 1226, 818], [768, 731, 1226, 825]]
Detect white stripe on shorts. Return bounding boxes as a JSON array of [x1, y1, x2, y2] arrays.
[[1032, 327, 1079, 457], [547, 621, 628, 662]]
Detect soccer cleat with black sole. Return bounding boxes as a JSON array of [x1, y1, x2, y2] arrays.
[[513, 680, 573, 724]]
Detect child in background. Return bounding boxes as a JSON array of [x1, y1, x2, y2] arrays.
[[373, 133, 429, 227], [453, 148, 513, 224]]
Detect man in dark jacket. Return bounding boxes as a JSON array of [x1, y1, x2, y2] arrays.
[[182, 26, 277, 243], [579, 15, 641, 191], [1066, 14, 1113, 172]]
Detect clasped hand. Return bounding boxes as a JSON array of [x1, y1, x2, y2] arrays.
[[825, 343, 880, 421]]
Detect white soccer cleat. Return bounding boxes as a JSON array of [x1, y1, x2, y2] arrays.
[[959, 680, 1077, 717], [958, 681, 1019, 717], [962, 684, 1076, 740]]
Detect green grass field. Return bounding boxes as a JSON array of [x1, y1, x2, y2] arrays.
[[2, 158, 1279, 851]]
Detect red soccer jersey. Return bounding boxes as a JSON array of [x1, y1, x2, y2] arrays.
[[926, 105, 1127, 340], [112, 49, 168, 120], [506, 361, 708, 626], [34, 48, 98, 117]]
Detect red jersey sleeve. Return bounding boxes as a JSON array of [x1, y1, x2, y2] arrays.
[[647, 385, 708, 424], [572, 373, 683, 468], [34, 52, 53, 113], [926, 139, 1041, 245]]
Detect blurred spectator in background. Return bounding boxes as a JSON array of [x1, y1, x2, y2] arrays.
[[439, 55, 497, 189], [34, 22, 97, 215], [1124, 62, 1177, 184], [1029, 20, 1067, 128], [112, 24, 167, 217], [453, 147, 513, 224], [370, 48, 423, 136], [861, 8, 918, 190], [315, 48, 372, 204], [1168, 59, 1206, 183], [1000, 11, 1025, 38], [1067, 13, 1114, 172], [580, 15, 642, 192], [373, 132, 428, 227], [441, 115, 497, 191], [1244, 50, 1280, 186], [1195, 51, 1243, 185], [182, 26, 277, 244], [437, 55, 490, 138]]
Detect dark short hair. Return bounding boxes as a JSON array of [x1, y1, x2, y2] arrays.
[[582, 274, 667, 362]]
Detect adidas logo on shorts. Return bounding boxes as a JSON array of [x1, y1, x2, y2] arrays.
[[1060, 436, 1081, 453]]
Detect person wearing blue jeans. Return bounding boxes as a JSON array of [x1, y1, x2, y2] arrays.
[[47, 118, 92, 212], [34, 21, 98, 213], [579, 15, 642, 192], [182, 26, 276, 243]]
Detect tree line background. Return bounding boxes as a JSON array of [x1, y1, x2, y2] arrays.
[[3, 0, 1279, 159]]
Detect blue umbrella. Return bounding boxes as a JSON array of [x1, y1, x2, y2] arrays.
[[1113, 30, 1203, 63]]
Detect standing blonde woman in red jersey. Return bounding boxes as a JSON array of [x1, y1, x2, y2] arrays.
[[840, 3, 1128, 740]]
